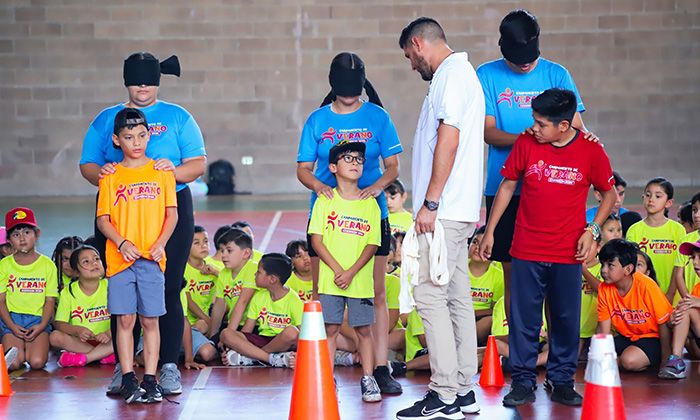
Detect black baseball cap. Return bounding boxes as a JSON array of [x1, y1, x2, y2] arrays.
[[328, 140, 366, 163], [114, 107, 148, 136]]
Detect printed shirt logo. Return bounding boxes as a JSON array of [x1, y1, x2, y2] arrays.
[[471, 287, 494, 303], [331, 214, 371, 237], [297, 289, 312, 302], [525, 160, 583, 186], [9, 275, 46, 294], [320, 127, 373, 145], [7, 275, 16, 292], [71, 305, 110, 323], [148, 123, 167, 136], [327, 211, 339, 231], [497, 88, 542, 108], [12, 210, 27, 220], [188, 278, 213, 295], [611, 305, 652, 325], [582, 279, 595, 295], [638, 237, 676, 255], [258, 307, 292, 329], [223, 282, 242, 300], [113, 182, 162, 206]]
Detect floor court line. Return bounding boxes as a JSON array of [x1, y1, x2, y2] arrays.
[[258, 210, 282, 253], [178, 366, 213, 420]]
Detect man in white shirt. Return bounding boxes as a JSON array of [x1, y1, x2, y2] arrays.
[[396, 17, 485, 420]]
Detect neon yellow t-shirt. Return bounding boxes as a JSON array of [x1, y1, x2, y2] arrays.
[[204, 256, 225, 272], [55, 279, 110, 335], [184, 262, 217, 324], [215, 259, 258, 324], [626, 219, 686, 294], [247, 288, 303, 337], [490, 297, 547, 342], [251, 249, 263, 263], [308, 191, 381, 299], [674, 230, 700, 296], [581, 263, 601, 338], [385, 273, 404, 329], [180, 287, 188, 314], [285, 272, 313, 302], [388, 210, 413, 234], [469, 262, 504, 311], [0, 254, 58, 316], [404, 309, 425, 362], [61, 273, 72, 290]]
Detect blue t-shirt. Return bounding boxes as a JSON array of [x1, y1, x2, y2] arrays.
[[297, 102, 403, 219], [477, 58, 585, 196], [586, 206, 629, 223], [80, 101, 206, 192]]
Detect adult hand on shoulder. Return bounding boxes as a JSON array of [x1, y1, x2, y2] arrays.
[[154, 158, 176, 172], [314, 182, 334, 200], [414, 206, 436, 235], [100, 162, 118, 178], [575, 231, 595, 261], [120, 241, 142, 262], [358, 183, 382, 200], [479, 232, 494, 261], [582, 131, 600, 144]]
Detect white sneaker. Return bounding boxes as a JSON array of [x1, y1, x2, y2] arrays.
[[334, 350, 354, 366], [4, 347, 18, 369], [226, 350, 255, 366], [269, 351, 292, 368], [361, 375, 382, 403]]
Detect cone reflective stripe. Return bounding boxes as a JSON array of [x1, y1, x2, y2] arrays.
[[479, 335, 506, 387], [0, 344, 14, 397], [581, 334, 626, 420], [289, 301, 340, 420]]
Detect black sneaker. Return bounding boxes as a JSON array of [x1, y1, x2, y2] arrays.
[[389, 360, 408, 377], [120, 375, 145, 404], [502, 383, 536, 407], [396, 390, 462, 420], [374, 365, 402, 394], [456, 390, 480, 414], [551, 384, 583, 406], [543, 378, 553, 392], [140, 380, 163, 403]]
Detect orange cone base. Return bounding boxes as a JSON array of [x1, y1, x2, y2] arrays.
[[479, 336, 505, 387], [289, 339, 339, 420], [581, 383, 626, 420], [0, 344, 13, 397]]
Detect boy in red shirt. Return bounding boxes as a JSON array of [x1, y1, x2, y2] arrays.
[[597, 239, 673, 373], [480, 88, 616, 407]]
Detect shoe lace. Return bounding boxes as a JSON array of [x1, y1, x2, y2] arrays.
[[156, 383, 180, 405]]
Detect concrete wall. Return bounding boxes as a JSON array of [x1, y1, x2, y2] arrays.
[[1, 0, 699, 196]]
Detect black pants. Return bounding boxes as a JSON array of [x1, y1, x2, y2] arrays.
[[97, 187, 194, 365]]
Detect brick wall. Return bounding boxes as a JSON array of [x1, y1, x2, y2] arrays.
[[1, 0, 698, 196]]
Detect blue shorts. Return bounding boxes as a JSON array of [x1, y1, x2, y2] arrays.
[[319, 294, 375, 327], [0, 312, 52, 337], [136, 328, 215, 358], [107, 258, 166, 317]]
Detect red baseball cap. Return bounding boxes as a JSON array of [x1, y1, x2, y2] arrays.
[[679, 239, 700, 256], [5, 207, 37, 232]]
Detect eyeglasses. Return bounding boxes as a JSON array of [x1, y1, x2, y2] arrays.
[[338, 154, 366, 164]]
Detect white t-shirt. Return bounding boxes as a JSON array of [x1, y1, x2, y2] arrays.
[[411, 52, 485, 222]]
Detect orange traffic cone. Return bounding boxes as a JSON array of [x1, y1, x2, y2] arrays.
[[289, 301, 340, 420], [581, 334, 626, 420], [0, 344, 14, 397], [479, 335, 505, 387]]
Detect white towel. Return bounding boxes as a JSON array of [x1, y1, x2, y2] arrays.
[[399, 220, 450, 314]]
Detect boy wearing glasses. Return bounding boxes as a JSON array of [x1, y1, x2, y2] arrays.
[[308, 140, 383, 403]]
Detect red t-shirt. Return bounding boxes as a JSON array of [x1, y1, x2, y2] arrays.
[[501, 131, 614, 264]]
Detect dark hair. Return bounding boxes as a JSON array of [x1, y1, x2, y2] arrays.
[[320, 52, 383, 108], [385, 179, 406, 196], [394, 231, 406, 241], [52, 235, 84, 288], [678, 201, 693, 225], [599, 238, 637, 274], [613, 172, 627, 188], [531, 88, 577, 126], [285, 239, 308, 259], [621, 211, 642, 237], [216, 227, 252, 251], [399, 17, 446, 49], [644, 177, 674, 200], [6, 224, 39, 237], [126, 52, 157, 62], [499, 9, 539, 44], [692, 191, 700, 206], [67, 245, 101, 298], [194, 225, 206, 234], [213, 225, 233, 249], [603, 212, 621, 224], [389, 234, 397, 254], [231, 220, 252, 231], [636, 250, 657, 283], [259, 253, 293, 285], [475, 225, 486, 235]]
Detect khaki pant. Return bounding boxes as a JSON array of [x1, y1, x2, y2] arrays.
[[414, 220, 477, 400]]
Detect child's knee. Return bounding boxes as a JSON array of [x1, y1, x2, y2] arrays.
[[117, 314, 137, 330], [194, 319, 209, 335], [49, 331, 65, 347], [219, 328, 238, 346], [140, 316, 159, 331], [619, 352, 647, 372], [325, 324, 341, 337], [198, 344, 218, 362], [28, 354, 47, 370], [354, 325, 372, 339]]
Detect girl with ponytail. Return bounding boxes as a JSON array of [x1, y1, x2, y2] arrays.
[[296, 52, 404, 394]]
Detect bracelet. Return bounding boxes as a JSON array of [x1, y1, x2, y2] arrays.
[[118, 239, 128, 251], [586, 222, 600, 241]]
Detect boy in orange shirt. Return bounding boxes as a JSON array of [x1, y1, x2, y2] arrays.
[[96, 108, 178, 404], [659, 238, 700, 379], [597, 238, 673, 373]]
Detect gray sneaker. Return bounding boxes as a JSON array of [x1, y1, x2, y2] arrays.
[[269, 352, 292, 368], [159, 362, 182, 395], [334, 350, 354, 367], [4, 347, 18, 370], [106, 363, 123, 395]]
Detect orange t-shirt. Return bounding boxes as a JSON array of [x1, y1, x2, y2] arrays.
[[692, 282, 700, 298], [97, 160, 177, 277], [598, 272, 673, 341]]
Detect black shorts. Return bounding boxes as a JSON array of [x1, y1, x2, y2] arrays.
[[307, 217, 391, 258], [485, 195, 520, 263], [614, 335, 662, 367]]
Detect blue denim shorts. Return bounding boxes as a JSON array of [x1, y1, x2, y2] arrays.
[[0, 312, 52, 337], [107, 258, 166, 317]]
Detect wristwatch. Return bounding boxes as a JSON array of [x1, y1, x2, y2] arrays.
[[423, 199, 439, 211]]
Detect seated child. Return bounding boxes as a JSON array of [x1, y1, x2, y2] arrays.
[[636, 249, 658, 283], [678, 201, 695, 234], [208, 228, 258, 340], [468, 226, 504, 345], [601, 213, 623, 244], [597, 239, 673, 373], [284, 239, 313, 302], [184, 226, 218, 334], [659, 238, 700, 378], [232, 221, 263, 262], [220, 253, 301, 368], [51, 245, 114, 367], [385, 179, 413, 235], [0, 207, 58, 370], [51, 236, 84, 293], [180, 285, 217, 369], [0, 227, 13, 260], [207, 225, 232, 271]]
